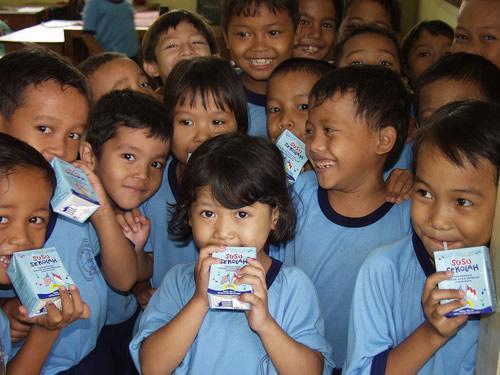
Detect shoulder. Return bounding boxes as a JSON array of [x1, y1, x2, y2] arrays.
[[273, 265, 317, 298]]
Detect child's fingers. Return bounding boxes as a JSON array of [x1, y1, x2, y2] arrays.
[[429, 288, 465, 305], [116, 213, 132, 233], [422, 271, 453, 300], [58, 286, 75, 322], [434, 298, 467, 318], [235, 274, 266, 299], [67, 285, 86, 318], [238, 291, 261, 306], [123, 211, 139, 232]]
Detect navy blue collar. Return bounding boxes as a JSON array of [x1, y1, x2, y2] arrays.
[[45, 208, 57, 241], [244, 88, 267, 107], [168, 158, 180, 202], [318, 187, 394, 228], [266, 257, 282, 289], [412, 231, 435, 277]]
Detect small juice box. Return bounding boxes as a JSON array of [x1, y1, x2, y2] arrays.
[[434, 246, 497, 316], [208, 247, 256, 310], [275, 130, 308, 184], [51, 157, 100, 223], [7, 247, 75, 317]]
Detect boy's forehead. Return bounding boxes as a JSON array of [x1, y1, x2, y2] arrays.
[[228, 4, 293, 25], [459, 0, 500, 26]]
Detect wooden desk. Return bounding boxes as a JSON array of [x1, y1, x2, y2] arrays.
[[0, 4, 69, 31]]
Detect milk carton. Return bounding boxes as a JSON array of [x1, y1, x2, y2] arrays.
[[208, 247, 256, 310], [7, 247, 75, 317], [275, 130, 308, 184], [51, 157, 100, 223], [434, 246, 496, 316]]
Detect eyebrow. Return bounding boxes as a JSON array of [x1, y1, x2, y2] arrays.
[[111, 78, 130, 89], [452, 188, 484, 197], [345, 48, 396, 58]]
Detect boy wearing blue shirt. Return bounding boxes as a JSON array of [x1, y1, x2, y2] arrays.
[[0, 47, 138, 373], [345, 100, 500, 374], [271, 65, 412, 370]]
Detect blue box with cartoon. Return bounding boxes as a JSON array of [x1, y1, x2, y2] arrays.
[[434, 246, 497, 316], [275, 130, 308, 184], [208, 247, 256, 310], [51, 157, 99, 223], [7, 247, 75, 317]]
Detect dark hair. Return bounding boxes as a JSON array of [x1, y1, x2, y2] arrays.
[[164, 57, 248, 134], [0, 45, 91, 120], [78, 52, 127, 77], [269, 57, 334, 84], [333, 24, 402, 67], [401, 20, 454, 75], [221, 0, 299, 32], [310, 65, 410, 170], [416, 52, 500, 112], [142, 9, 218, 63], [0, 133, 56, 190], [85, 89, 172, 158], [413, 100, 500, 180], [331, 0, 344, 30], [343, 0, 401, 32], [169, 133, 296, 244]]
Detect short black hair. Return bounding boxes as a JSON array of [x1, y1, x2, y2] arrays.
[[85, 89, 172, 158], [142, 9, 218, 63], [401, 20, 454, 75], [310, 65, 410, 170], [169, 133, 296, 244], [343, 0, 401, 32], [78, 52, 127, 77], [221, 0, 299, 32], [413, 100, 500, 180], [0, 45, 91, 120], [0, 133, 56, 190], [164, 57, 248, 134], [331, 0, 344, 30], [416, 52, 500, 111], [334, 24, 402, 67], [268, 57, 334, 84]]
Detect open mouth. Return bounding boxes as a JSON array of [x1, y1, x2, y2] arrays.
[[314, 160, 336, 169], [249, 58, 274, 67], [0, 255, 11, 267]]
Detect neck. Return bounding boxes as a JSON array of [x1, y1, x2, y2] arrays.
[[242, 73, 267, 95], [257, 249, 272, 274]]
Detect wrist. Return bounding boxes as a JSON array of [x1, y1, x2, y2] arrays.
[[422, 320, 449, 346], [254, 315, 277, 336], [189, 295, 209, 313]]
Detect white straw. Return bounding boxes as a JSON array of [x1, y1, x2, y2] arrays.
[[443, 241, 448, 251]]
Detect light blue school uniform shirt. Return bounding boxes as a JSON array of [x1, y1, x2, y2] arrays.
[[130, 259, 335, 374], [83, 0, 139, 57], [0, 311, 11, 367], [344, 233, 479, 375], [270, 171, 412, 368], [142, 157, 197, 289], [245, 88, 268, 137], [11, 215, 108, 374]]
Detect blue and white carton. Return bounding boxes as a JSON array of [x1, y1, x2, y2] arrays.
[[7, 247, 75, 317], [51, 157, 99, 223], [434, 246, 497, 316], [275, 130, 308, 184], [208, 247, 256, 310]]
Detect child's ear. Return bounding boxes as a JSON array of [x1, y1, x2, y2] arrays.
[[271, 206, 280, 230], [375, 126, 397, 156], [143, 61, 160, 79], [79, 141, 97, 171]]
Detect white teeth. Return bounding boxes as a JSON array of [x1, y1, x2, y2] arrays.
[[316, 161, 335, 169], [250, 58, 273, 66], [304, 46, 319, 53], [0, 256, 10, 266]]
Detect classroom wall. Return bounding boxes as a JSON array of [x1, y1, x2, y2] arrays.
[[149, 0, 197, 11], [417, 0, 459, 27]]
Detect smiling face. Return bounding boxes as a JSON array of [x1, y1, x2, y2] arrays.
[[0, 80, 89, 163], [406, 30, 452, 84], [0, 169, 52, 284], [336, 33, 401, 74], [189, 186, 279, 257], [340, 0, 392, 31], [88, 127, 169, 210], [145, 21, 212, 83], [293, 0, 337, 60], [225, 6, 295, 94], [412, 144, 497, 256], [452, 0, 500, 68]]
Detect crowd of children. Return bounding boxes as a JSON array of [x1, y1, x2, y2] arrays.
[[0, 0, 499, 374]]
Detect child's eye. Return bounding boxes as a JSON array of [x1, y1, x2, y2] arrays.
[[349, 60, 363, 66], [299, 18, 310, 26], [68, 132, 81, 140], [200, 210, 214, 218], [0, 216, 9, 224], [29, 216, 45, 224], [380, 60, 393, 67], [139, 81, 151, 89], [483, 34, 497, 41], [178, 119, 193, 126], [455, 34, 469, 41], [269, 30, 281, 37], [192, 39, 208, 45], [122, 153, 135, 161], [305, 126, 313, 136], [151, 161, 164, 169], [37, 125, 52, 134], [417, 51, 431, 58], [322, 22, 334, 30], [212, 119, 225, 126], [456, 198, 472, 207], [166, 43, 178, 49], [237, 31, 250, 38], [324, 127, 336, 135], [235, 211, 249, 219], [268, 106, 281, 114], [416, 189, 432, 199], [297, 103, 308, 111]]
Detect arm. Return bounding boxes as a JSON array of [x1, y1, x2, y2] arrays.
[[385, 169, 413, 204], [80, 33, 104, 56]]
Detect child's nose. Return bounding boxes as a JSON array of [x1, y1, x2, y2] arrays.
[[307, 23, 321, 39], [428, 202, 452, 231], [251, 32, 268, 50], [8, 223, 31, 250]]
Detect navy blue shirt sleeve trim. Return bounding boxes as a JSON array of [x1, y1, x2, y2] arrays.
[[371, 348, 390, 375], [244, 88, 267, 107], [266, 258, 282, 289], [412, 231, 436, 277], [168, 158, 180, 202], [45, 208, 57, 241]]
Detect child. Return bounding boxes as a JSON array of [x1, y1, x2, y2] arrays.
[[293, 0, 343, 61], [136, 57, 248, 309], [344, 100, 500, 374], [221, 0, 297, 136], [80, 89, 171, 374], [401, 20, 454, 87], [452, 0, 500, 68], [130, 133, 334, 374], [339, 0, 401, 33], [142, 9, 218, 89], [0, 46, 138, 373], [271, 65, 412, 370], [416, 52, 500, 124], [79, 52, 155, 101], [0, 133, 89, 374], [266, 57, 333, 142], [334, 25, 402, 74]]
